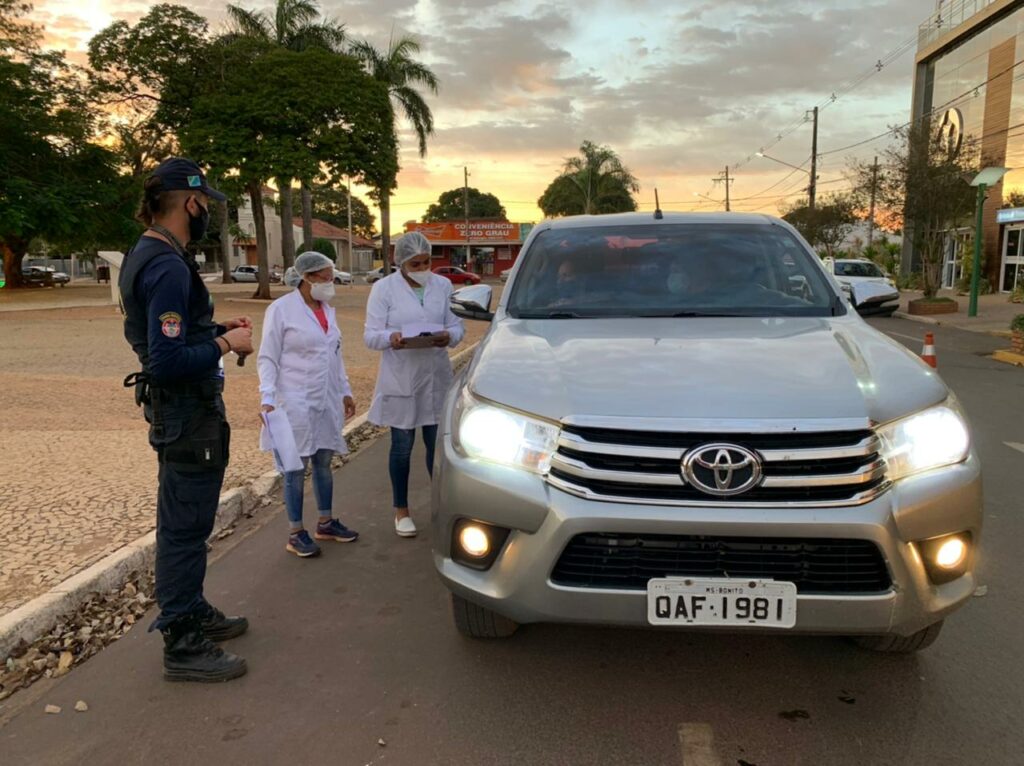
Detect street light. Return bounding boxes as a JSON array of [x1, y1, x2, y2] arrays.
[[755, 151, 811, 175], [967, 166, 1010, 317]]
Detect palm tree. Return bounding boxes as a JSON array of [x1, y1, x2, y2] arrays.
[[350, 35, 439, 272], [225, 0, 345, 267], [562, 141, 639, 215]]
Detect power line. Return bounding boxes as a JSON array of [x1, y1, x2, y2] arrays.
[[730, 29, 920, 172]]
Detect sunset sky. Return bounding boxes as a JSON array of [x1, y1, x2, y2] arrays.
[[31, 0, 937, 231]]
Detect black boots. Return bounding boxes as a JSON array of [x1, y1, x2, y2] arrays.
[[162, 616, 247, 683], [199, 605, 249, 642]]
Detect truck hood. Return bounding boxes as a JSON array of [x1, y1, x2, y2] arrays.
[[467, 317, 948, 426]]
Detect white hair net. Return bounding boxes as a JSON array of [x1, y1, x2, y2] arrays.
[[394, 232, 431, 266], [283, 267, 302, 288], [294, 250, 334, 275]]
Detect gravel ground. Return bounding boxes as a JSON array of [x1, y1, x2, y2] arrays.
[[0, 280, 493, 616]]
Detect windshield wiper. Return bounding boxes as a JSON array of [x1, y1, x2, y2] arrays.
[[516, 311, 586, 319], [665, 311, 748, 318]]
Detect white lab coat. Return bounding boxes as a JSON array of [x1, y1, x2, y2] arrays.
[[364, 271, 466, 429], [258, 289, 353, 457]]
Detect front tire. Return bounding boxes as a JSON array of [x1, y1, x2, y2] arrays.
[[451, 593, 519, 638], [852, 621, 943, 653]]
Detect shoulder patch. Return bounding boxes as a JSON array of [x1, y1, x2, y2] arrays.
[[159, 311, 182, 338]]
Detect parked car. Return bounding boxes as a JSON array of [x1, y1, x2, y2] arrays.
[[433, 266, 481, 285], [435, 212, 980, 653], [365, 266, 386, 284], [827, 258, 899, 316], [25, 266, 70, 286], [500, 267, 513, 283], [230, 265, 260, 283], [333, 269, 353, 285]]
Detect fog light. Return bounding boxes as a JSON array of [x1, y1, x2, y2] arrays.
[[918, 532, 972, 585], [935, 538, 967, 569], [459, 525, 491, 558], [451, 518, 510, 571]]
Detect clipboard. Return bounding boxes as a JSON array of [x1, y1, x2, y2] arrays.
[[400, 322, 445, 349], [400, 332, 445, 349]]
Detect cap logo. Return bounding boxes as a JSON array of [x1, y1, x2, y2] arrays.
[[187, 175, 202, 188]]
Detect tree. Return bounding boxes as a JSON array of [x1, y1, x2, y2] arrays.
[[782, 194, 858, 258], [310, 183, 376, 238], [176, 39, 395, 299], [88, 4, 210, 126], [296, 237, 337, 262], [225, 0, 346, 269], [351, 34, 439, 272], [538, 141, 639, 217], [0, 0, 127, 287], [850, 121, 978, 298], [423, 188, 506, 222]]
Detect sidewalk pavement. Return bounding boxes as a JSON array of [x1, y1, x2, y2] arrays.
[[895, 289, 1024, 336], [0, 436, 452, 765]]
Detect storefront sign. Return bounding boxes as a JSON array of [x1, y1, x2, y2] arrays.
[[997, 207, 1024, 224], [407, 221, 529, 243]]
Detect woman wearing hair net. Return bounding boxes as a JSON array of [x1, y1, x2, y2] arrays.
[[364, 232, 465, 537], [258, 251, 359, 558]]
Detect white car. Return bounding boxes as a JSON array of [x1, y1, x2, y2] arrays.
[[230, 265, 260, 283], [828, 259, 899, 316], [365, 266, 386, 284], [500, 267, 513, 283], [333, 269, 352, 285]]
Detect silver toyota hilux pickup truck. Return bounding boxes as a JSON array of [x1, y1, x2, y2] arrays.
[[433, 212, 981, 652]]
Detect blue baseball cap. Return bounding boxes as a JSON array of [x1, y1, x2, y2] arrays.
[[149, 157, 226, 202]]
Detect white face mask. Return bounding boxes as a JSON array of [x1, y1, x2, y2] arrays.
[[309, 281, 336, 302], [405, 269, 430, 287]]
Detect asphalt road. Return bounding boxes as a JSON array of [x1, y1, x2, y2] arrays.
[[1, 317, 1022, 766]]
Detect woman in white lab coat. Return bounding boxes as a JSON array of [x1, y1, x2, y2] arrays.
[[364, 232, 465, 538], [258, 251, 359, 559]]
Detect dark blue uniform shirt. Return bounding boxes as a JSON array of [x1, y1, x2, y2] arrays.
[[125, 236, 223, 384]]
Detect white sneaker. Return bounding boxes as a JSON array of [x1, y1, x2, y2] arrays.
[[395, 515, 417, 538]]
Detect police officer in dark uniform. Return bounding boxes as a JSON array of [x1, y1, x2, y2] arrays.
[[120, 157, 253, 682]]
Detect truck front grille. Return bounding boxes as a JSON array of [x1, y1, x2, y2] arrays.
[[551, 533, 892, 594], [548, 425, 888, 507]]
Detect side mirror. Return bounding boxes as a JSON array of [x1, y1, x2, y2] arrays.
[[849, 281, 899, 315], [451, 284, 494, 322]]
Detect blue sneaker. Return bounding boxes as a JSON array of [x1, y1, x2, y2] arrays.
[[314, 518, 359, 543], [286, 530, 321, 558]]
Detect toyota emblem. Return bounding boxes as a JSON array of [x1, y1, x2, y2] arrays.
[[682, 444, 763, 497]]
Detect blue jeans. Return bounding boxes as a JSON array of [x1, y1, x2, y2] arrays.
[[389, 425, 438, 508], [283, 448, 335, 527]]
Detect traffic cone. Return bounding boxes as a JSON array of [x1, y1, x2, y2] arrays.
[[921, 332, 937, 368]]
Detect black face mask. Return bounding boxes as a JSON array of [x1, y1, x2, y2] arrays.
[[187, 199, 210, 243]]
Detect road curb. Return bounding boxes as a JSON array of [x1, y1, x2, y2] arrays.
[[992, 349, 1024, 366], [893, 311, 941, 326], [0, 342, 479, 661]]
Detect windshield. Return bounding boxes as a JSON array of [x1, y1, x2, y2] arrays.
[[835, 261, 884, 278], [507, 223, 841, 318]]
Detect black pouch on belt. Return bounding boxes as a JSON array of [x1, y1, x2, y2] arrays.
[[162, 403, 231, 472]]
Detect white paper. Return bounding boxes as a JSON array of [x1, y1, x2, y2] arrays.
[[401, 322, 444, 338], [262, 409, 303, 473]]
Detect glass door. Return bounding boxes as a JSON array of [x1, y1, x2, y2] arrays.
[[1001, 226, 1024, 292]]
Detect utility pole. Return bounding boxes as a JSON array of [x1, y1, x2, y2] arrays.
[[463, 167, 471, 270], [808, 106, 819, 211], [346, 176, 353, 275], [867, 157, 879, 249], [712, 167, 734, 212]]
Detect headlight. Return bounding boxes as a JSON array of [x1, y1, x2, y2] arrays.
[[452, 392, 560, 474], [877, 401, 970, 482]]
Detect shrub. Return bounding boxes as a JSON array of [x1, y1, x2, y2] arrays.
[[296, 238, 337, 262]]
